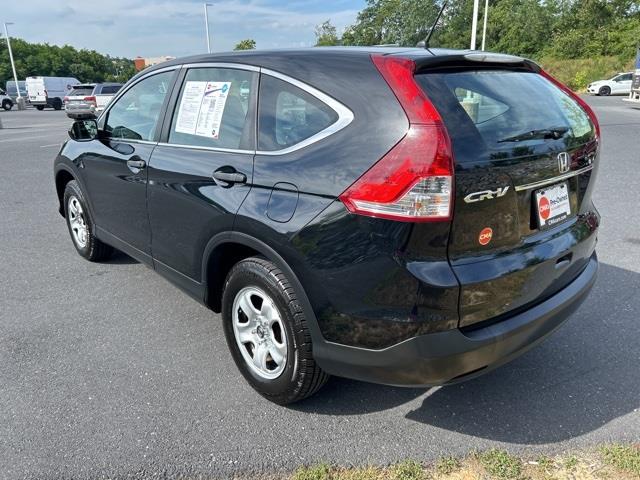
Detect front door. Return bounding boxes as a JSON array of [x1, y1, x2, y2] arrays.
[[147, 65, 258, 283], [82, 69, 177, 258]]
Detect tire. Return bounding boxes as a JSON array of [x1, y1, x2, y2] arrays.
[[222, 257, 328, 405], [35, 105, 45, 111], [598, 86, 611, 96], [52, 99, 63, 110], [63, 180, 113, 262], [2, 100, 12, 111]]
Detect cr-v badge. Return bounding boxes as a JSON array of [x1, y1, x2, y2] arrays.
[[464, 186, 510, 203]]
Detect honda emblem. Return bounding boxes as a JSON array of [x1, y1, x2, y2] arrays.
[[557, 152, 570, 174]]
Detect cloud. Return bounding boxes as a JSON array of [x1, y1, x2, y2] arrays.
[[2, 0, 364, 58]]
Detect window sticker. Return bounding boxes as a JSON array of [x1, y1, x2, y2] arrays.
[[175, 81, 232, 139]]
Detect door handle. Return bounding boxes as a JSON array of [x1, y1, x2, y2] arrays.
[[127, 159, 146, 169], [212, 170, 246, 184]]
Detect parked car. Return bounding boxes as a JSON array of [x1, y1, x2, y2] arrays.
[[26, 76, 79, 110], [54, 48, 600, 405], [587, 72, 633, 96], [0, 89, 13, 110], [5, 80, 27, 102], [64, 83, 123, 119]]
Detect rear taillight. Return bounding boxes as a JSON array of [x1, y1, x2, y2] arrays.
[[63, 96, 69, 104], [339, 55, 454, 222], [84, 96, 97, 106], [540, 69, 601, 140]]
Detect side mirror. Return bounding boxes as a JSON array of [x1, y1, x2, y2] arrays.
[[69, 119, 98, 142]]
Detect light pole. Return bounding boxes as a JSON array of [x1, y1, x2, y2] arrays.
[[3, 22, 25, 110], [204, 3, 213, 53], [470, 0, 480, 50], [481, 0, 489, 51]]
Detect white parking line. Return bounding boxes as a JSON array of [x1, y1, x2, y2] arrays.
[[40, 143, 62, 148], [0, 133, 65, 143]]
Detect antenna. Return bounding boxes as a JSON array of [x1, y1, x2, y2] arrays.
[[419, 1, 448, 49]]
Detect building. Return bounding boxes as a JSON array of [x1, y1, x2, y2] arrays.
[[133, 56, 176, 72]]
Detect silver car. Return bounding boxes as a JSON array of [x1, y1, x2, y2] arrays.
[[64, 83, 123, 119]]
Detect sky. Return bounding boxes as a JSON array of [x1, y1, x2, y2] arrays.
[[1, 0, 366, 58]]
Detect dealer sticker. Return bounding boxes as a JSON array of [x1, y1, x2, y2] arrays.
[[535, 182, 571, 228]]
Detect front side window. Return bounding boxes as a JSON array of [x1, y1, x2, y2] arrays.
[[104, 71, 174, 141], [258, 75, 338, 151], [169, 67, 257, 150]]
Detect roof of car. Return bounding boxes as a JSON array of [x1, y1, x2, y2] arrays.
[[136, 47, 534, 81], [146, 47, 478, 71]]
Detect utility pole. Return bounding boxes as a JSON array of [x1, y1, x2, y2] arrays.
[[470, 0, 480, 50], [204, 3, 213, 53], [3, 22, 25, 110], [481, 0, 489, 51]]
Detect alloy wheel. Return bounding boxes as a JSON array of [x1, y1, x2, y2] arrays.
[[232, 286, 288, 380]]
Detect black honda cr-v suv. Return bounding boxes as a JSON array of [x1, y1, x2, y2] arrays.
[[54, 47, 599, 404]]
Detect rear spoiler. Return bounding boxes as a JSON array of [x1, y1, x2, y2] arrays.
[[412, 52, 541, 74]]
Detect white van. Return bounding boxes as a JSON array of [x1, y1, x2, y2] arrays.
[[26, 76, 80, 110]]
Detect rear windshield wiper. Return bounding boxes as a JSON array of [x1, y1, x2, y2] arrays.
[[497, 127, 569, 143]]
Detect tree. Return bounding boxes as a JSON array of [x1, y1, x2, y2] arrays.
[[342, 0, 441, 47], [234, 39, 257, 51], [0, 37, 137, 86], [315, 20, 340, 46]]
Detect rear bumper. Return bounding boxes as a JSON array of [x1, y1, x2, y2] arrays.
[[314, 253, 597, 387], [65, 104, 97, 118]]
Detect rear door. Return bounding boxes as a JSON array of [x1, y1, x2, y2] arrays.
[[27, 77, 46, 103], [147, 64, 258, 285], [416, 68, 599, 327], [616, 73, 633, 94]]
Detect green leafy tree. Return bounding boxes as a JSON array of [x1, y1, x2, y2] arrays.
[[342, 0, 441, 47], [0, 37, 137, 86], [315, 20, 340, 46], [234, 39, 257, 51]]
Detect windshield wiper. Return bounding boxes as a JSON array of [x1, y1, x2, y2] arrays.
[[497, 127, 569, 143]]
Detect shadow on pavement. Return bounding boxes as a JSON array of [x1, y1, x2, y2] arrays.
[[107, 251, 139, 265], [297, 262, 639, 444]]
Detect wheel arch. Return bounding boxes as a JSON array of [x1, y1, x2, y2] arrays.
[[55, 167, 76, 217], [201, 231, 325, 344]]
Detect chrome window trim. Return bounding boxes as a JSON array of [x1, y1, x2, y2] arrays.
[[181, 62, 260, 72], [256, 67, 354, 156], [156, 142, 253, 155], [514, 165, 594, 192], [114, 139, 157, 146], [157, 64, 354, 156]]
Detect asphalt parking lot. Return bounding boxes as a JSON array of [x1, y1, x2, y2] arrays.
[[1, 97, 639, 479]]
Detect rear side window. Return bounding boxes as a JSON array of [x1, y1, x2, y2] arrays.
[[101, 85, 121, 94], [69, 87, 94, 97], [416, 70, 594, 158], [258, 75, 338, 151], [168, 67, 257, 150]]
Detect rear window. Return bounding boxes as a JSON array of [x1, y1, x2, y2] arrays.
[[416, 70, 594, 160], [69, 87, 94, 97]]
